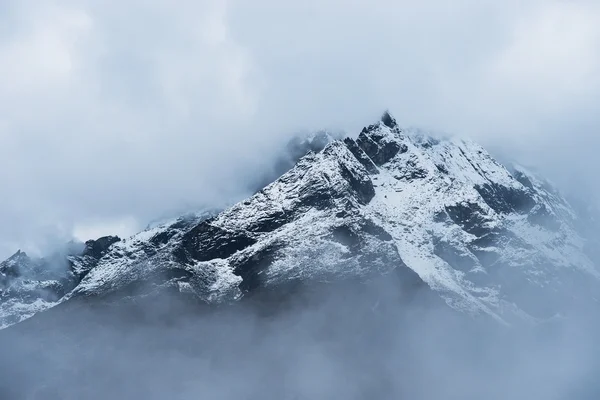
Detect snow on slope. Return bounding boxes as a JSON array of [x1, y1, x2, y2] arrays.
[[0, 238, 118, 328], [359, 119, 598, 322], [2, 113, 599, 328], [71, 140, 420, 302]]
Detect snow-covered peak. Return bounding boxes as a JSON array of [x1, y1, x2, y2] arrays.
[[381, 110, 398, 129], [1, 115, 598, 328], [349, 122, 598, 321], [4, 249, 33, 264]]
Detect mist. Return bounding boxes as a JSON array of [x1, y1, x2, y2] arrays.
[[1, 266, 600, 400]]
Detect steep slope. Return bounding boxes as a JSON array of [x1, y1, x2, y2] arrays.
[[0, 237, 119, 328], [69, 140, 423, 303], [2, 113, 598, 327], [355, 116, 599, 322]]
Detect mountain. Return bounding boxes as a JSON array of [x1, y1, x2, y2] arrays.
[[1, 112, 598, 328], [0, 237, 119, 328]]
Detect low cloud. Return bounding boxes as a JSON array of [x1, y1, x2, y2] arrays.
[[1, 274, 599, 399]]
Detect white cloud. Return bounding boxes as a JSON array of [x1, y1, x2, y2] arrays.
[[0, 4, 92, 95], [0, 0, 599, 257], [72, 216, 139, 244]]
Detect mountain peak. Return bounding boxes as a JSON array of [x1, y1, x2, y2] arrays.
[[4, 249, 30, 264], [381, 110, 397, 129], [1, 119, 599, 329]]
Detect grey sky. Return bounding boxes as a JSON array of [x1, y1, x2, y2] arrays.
[[0, 0, 599, 258]]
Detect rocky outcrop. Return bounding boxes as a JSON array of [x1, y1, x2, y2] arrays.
[[2, 113, 599, 328], [69, 140, 419, 306], [0, 236, 120, 327]]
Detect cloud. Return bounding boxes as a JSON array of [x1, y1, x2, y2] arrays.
[[2, 275, 600, 399], [0, 0, 599, 257]]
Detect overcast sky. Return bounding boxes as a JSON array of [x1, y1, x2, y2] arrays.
[[0, 0, 599, 258]]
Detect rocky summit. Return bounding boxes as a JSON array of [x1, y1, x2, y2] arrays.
[[2, 113, 599, 328]]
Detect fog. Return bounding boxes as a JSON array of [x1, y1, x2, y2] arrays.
[[1, 270, 599, 400], [1, 0, 599, 258]]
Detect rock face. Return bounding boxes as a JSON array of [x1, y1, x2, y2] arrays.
[[68, 141, 421, 305], [0, 237, 119, 328], [2, 113, 599, 328]]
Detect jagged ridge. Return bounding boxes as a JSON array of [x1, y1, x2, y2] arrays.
[[2, 112, 599, 328]]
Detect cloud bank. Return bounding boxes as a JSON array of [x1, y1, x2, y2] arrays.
[[1, 0, 599, 257]]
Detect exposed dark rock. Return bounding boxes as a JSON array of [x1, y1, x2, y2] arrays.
[[445, 202, 493, 237], [245, 210, 294, 233], [356, 129, 406, 166], [436, 163, 449, 174], [330, 225, 363, 251], [360, 219, 393, 241], [393, 158, 428, 180], [343, 137, 379, 174], [475, 183, 536, 214], [420, 137, 441, 149], [150, 229, 180, 246], [82, 236, 121, 259], [296, 184, 336, 210], [512, 169, 535, 190], [68, 236, 122, 283], [381, 110, 397, 129], [338, 162, 375, 204], [233, 245, 282, 293], [177, 221, 257, 264]]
